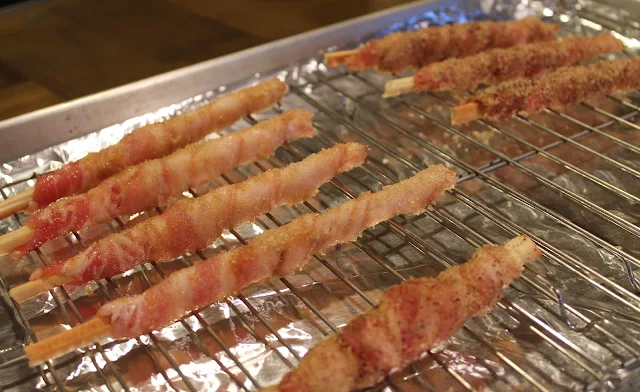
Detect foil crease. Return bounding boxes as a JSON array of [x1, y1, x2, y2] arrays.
[[2, 1, 640, 391]]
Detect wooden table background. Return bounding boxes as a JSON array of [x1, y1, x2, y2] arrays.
[[0, 0, 414, 122]]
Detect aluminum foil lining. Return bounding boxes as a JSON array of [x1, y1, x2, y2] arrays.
[[2, 1, 640, 391]]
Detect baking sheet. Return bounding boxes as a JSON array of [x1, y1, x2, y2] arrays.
[[2, 0, 640, 391]]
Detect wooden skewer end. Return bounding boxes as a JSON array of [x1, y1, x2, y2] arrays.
[[10, 275, 72, 303], [451, 102, 482, 125], [0, 188, 34, 220], [383, 77, 416, 98], [324, 49, 360, 67], [0, 226, 34, 257], [25, 317, 113, 367]]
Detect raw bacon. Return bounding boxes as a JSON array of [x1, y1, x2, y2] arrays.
[[96, 164, 457, 338], [30, 143, 368, 284], [30, 79, 287, 210], [13, 110, 314, 258], [265, 236, 540, 392]]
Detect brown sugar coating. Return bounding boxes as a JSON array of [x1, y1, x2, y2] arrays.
[[344, 17, 559, 73], [414, 34, 624, 92], [464, 57, 640, 121]]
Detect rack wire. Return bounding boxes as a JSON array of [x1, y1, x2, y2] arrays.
[[1, 2, 640, 391]]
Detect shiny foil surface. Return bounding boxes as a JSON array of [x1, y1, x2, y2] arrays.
[[2, 1, 640, 391]]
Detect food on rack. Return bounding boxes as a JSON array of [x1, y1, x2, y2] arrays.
[[263, 235, 540, 392], [1, 110, 314, 259], [0, 79, 287, 219], [11, 143, 367, 302], [325, 17, 559, 73], [23, 164, 456, 366], [383, 34, 624, 97], [451, 57, 640, 125]]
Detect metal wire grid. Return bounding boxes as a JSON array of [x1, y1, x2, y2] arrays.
[[1, 4, 640, 392]]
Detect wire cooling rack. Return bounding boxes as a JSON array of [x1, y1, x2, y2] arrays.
[[1, 2, 640, 391]]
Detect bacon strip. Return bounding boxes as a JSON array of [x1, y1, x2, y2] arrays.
[[29, 79, 287, 210], [95, 164, 456, 338], [29, 143, 367, 287], [326, 17, 559, 73], [11, 110, 314, 259], [452, 57, 640, 124], [384, 34, 623, 96], [264, 236, 540, 392]]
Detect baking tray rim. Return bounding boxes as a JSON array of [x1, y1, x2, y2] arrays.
[[0, 0, 456, 164]]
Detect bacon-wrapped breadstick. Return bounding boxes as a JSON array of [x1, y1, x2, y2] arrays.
[[24, 164, 457, 366], [2, 110, 314, 259], [0, 79, 287, 219], [326, 17, 559, 73], [451, 57, 640, 125], [384, 34, 624, 97], [263, 235, 540, 392], [12, 143, 367, 302]]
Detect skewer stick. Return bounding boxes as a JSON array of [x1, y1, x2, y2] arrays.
[[383, 77, 415, 98], [10, 275, 72, 302], [0, 226, 34, 256], [451, 102, 482, 125], [25, 317, 113, 367], [0, 188, 34, 220], [324, 49, 359, 67]]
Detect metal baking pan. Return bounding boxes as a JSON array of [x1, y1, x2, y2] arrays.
[[2, 0, 640, 391], [0, 0, 476, 164]]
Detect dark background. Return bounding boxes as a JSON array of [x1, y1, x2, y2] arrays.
[[0, 0, 414, 121]]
